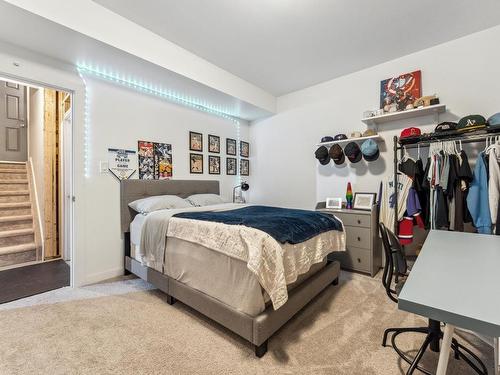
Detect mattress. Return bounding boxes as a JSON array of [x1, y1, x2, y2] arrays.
[[130, 213, 330, 316]]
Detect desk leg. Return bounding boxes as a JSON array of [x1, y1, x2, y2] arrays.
[[494, 337, 499, 375], [436, 324, 455, 375]]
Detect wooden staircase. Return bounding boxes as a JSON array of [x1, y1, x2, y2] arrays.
[[0, 162, 37, 267]]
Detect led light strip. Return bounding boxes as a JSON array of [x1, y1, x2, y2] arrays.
[[76, 64, 242, 181]]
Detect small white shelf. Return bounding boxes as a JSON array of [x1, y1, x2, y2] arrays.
[[316, 134, 383, 147], [361, 104, 446, 125]]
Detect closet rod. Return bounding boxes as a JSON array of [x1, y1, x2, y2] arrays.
[[396, 130, 500, 150]]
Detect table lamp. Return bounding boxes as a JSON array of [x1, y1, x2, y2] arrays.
[[233, 182, 249, 203]]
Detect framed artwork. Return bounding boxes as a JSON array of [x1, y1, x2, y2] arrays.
[[240, 159, 249, 176], [326, 197, 342, 210], [138, 141, 154, 180], [353, 193, 377, 211], [240, 141, 249, 158], [208, 155, 220, 174], [154, 142, 173, 179], [226, 157, 237, 175], [190, 153, 203, 174], [226, 138, 236, 156], [380, 70, 421, 112], [208, 134, 220, 153], [189, 131, 203, 152]]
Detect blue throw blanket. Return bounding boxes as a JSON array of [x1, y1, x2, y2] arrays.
[[173, 205, 342, 244]]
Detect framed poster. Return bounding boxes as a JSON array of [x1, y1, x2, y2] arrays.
[[240, 159, 249, 176], [190, 153, 203, 174], [189, 131, 203, 151], [138, 141, 154, 180], [380, 70, 421, 112], [208, 134, 220, 153], [154, 142, 173, 179], [108, 148, 136, 180], [226, 157, 236, 175], [326, 197, 342, 209], [353, 193, 376, 210], [226, 138, 236, 156], [240, 141, 249, 158], [208, 155, 220, 174]]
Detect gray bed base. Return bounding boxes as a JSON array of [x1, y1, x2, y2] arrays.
[[120, 179, 341, 357]]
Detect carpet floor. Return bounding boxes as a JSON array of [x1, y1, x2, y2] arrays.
[[0, 272, 493, 374]]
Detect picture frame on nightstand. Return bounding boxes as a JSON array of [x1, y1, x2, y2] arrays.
[[326, 197, 342, 209]]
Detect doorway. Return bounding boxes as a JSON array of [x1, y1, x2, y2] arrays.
[[0, 78, 72, 303]]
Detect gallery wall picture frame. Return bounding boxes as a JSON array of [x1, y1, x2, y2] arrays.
[[226, 138, 236, 156], [353, 192, 377, 211], [240, 141, 249, 158], [208, 155, 221, 175], [190, 153, 203, 174], [189, 131, 203, 152], [208, 134, 220, 153], [240, 158, 249, 176], [326, 197, 342, 209], [226, 157, 237, 175]]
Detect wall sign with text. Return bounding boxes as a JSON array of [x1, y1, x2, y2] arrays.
[[108, 148, 137, 180]]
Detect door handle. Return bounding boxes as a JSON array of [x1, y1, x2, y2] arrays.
[[19, 122, 25, 128]]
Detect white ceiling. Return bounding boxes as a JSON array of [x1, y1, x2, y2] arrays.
[[94, 0, 500, 96]]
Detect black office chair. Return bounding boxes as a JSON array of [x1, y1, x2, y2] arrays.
[[379, 223, 487, 375]]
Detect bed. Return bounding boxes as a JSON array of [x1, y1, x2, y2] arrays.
[[121, 179, 345, 357]]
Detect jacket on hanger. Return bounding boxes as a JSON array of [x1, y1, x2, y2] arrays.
[[467, 152, 492, 234], [487, 145, 500, 227]]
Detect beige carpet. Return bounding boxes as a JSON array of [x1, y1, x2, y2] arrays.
[[0, 272, 493, 375]]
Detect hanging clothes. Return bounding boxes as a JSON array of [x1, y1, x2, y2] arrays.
[[380, 173, 412, 232], [398, 188, 425, 244], [467, 152, 492, 234], [487, 144, 500, 231]]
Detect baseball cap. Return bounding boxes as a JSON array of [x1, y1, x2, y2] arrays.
[[457, 115, 486, 132], [487, 113, 500, 129], [400, 127, 421, 139], [321, 136, 334, 143], [360, 139, 380, 162], [434, 121, 457, 133], [334, 134, 348, 141], [329, 144, 345, 165], [344, 142, 362, 163], [350, 131, 362, 138], [362, 129, 377, 137], [315, 146, 330, 165]]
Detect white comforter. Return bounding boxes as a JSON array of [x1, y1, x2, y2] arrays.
[[139, 203, 346, 310]]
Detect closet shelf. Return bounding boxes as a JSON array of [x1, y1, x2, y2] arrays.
[[316, 134, 383, 147], [361, 104, 446, 126]]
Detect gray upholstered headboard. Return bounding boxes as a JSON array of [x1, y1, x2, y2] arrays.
[[120, 179, 220, 233]]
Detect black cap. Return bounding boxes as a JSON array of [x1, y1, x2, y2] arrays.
[[334, 134, 348, 141], [315, 146, 330, 165], [344, 142, 362, 163], [321, 136, 334, 143], [435, 121, 457, 133], [329, 144, 345, 165]]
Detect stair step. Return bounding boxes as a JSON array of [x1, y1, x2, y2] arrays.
[[0, 228, 34, 238], [0, 163, 26, 170], [0, 190, 29, 196], [0, 202, 30, 209], [0, 242, 36, 256], [0, 215, 32, 223], [0, 180, 28, 184], [0, 169, 27, 173]]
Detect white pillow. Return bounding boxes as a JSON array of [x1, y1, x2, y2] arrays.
[[186, 194, 227, 207], [129, 195, 192, 214]]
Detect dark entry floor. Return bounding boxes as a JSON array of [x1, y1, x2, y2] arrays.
[[0, 260, 70, 304]]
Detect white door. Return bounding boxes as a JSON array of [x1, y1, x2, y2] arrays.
[[0, 80, 27, 161]]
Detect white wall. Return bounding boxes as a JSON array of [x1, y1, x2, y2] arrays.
[[28, 87, 44, 225], [250, 25, 500, 209], [83, 77, 249, 283]]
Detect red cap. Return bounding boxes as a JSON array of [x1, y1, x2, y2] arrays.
[[400, 127, 421, 139]]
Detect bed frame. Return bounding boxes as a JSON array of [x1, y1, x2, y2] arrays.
[[120, 179, 340, 357]]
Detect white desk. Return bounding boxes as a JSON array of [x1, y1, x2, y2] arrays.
[[398, 230, 500, 375]]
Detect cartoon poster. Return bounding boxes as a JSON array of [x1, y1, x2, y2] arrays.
[[154, 142, 173, 179], [138, 141, 154, 180], [380, 70, 421, 112]]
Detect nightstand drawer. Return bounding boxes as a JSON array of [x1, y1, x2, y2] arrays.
[[329, 246, 371, 273], [345, 226, 371, 250], [333, 212, 371, 228]]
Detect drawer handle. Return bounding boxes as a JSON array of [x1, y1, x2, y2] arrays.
[[357, 236, 361, 242], [357, 219, 361, 224], [357, 258, 361, 263]]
